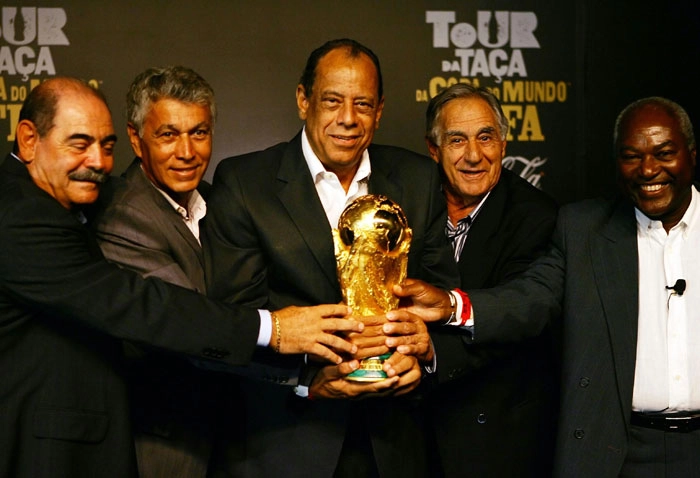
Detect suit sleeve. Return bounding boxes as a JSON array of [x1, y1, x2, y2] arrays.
[[0, 194, 260, 366], [467, 208, 566, 344], [490, 206, 558, 284], [431, 197, 558, 383]]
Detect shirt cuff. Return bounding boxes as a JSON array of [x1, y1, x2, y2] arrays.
[[294, 385, 310, 398], [257, 309, 272, 346], [423, 338, 438, 374]]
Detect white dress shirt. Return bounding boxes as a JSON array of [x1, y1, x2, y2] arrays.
[[153, 184, 207, 244], [633, 187, 700, 412], [301, 126, 370, 227]]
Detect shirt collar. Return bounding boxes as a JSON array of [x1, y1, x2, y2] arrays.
[[140, 164, 206, 221], [635, 186, 698, 238], [159, 187, 206, 221], [301, 126, 371, 184]]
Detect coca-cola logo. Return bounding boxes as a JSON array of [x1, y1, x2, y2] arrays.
[[502, 155, 547, 188]]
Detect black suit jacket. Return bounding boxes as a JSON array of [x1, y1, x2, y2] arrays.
[[0, 155, 259, 478], [203, 133, 459, 478], [426, 169, 558, 477], [468, 194, 647, 477]]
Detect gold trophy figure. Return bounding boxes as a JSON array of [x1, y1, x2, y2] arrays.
[[332, 194, 412, 381]]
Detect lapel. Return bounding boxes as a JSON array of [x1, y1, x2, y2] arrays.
[[590, 198, 639, 425], [457, 176, 508, 288], [366, 146, 403, 205], [275, 135, 339, 288], [124, 159, 204, 267]]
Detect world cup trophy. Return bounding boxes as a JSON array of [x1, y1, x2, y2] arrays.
[[332, 194, 412, 381]]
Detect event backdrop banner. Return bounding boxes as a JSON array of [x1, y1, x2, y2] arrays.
[[0, 2, 576, 203]]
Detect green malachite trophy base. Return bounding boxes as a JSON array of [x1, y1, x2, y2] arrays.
[[345, 353, 392, 382]]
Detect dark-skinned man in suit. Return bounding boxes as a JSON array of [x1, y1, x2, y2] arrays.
[[203, 39, 458, 477]]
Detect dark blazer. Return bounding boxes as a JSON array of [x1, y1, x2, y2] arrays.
[[468, 194, 644, 477], [426, 168, 558, 477], [92, 158, 231, 478], [203, 132, 459, 478], [0, 155, 260, 478]]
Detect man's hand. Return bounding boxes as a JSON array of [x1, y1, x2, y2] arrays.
[[384, 309, 434, 363], [271, 304, 363, 363], [309, 360, 400, 400], [309, 351, 422, 399], [346, 314, 391, 359], [393, 278, 453, 324], [382, 352, 422, 396]]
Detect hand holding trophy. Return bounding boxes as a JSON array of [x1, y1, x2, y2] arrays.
[[332, 194, 412, 381]]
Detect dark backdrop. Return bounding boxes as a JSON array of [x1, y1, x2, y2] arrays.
[[580, 0, 699, 200], [1, 1, 697, 205]]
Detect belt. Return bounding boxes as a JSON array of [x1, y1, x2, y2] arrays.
[[631, 411, 700, 432]]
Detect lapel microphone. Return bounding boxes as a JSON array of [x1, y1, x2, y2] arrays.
[[666, 279, 687, 296]]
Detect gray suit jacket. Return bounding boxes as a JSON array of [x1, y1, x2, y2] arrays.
[[468, 195, 642, 477], [91, 159, 238, 478], [93, 159, 207, 293], [203, 132, 459, 478]]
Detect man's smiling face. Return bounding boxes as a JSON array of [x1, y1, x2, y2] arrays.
[[296, 47, 384, 179], [616, 102, 697, 231]]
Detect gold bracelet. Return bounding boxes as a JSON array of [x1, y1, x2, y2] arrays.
[[272, 312, 281, 353]]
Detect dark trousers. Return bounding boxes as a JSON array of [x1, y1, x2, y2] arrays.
[[620, 424, 700, 478], [334, 407, 380, 478]]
